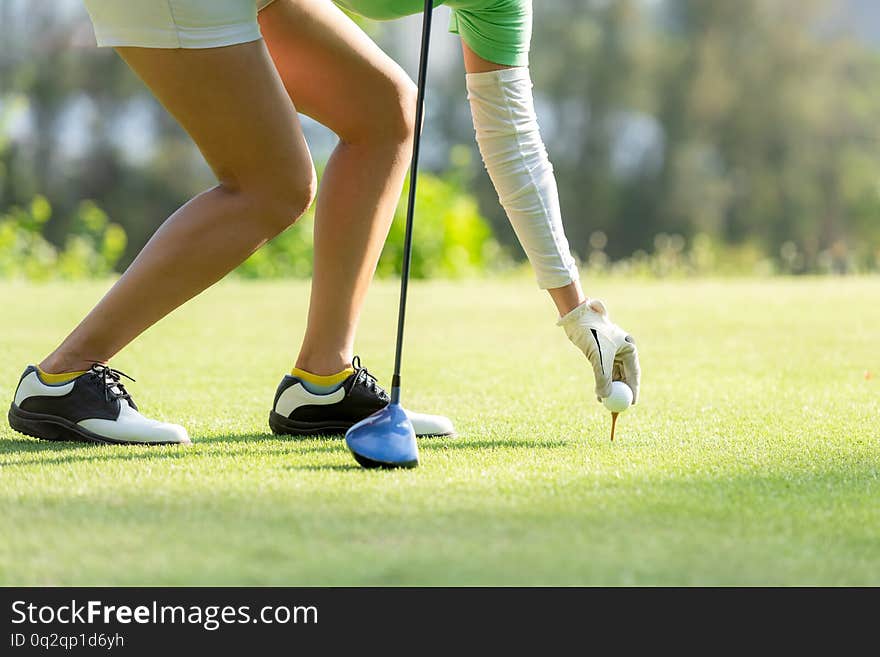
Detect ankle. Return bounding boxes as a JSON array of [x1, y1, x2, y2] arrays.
[[39, 353, 102, 375], [294, 352, 352, 377]]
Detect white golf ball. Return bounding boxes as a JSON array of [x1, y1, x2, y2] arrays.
[[603, 381, 633, 413]]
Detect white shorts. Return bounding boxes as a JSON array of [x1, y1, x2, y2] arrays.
[[83, 0, 278, 49]]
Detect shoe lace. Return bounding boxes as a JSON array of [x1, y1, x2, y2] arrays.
[[351, 355, 384, 396], [88, 364, 135, 403]]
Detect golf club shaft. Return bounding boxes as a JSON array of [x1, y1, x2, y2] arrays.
[[390, 0, 434, 405]]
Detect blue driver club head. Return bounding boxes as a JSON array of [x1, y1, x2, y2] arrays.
[[345, 402, 419, 469]]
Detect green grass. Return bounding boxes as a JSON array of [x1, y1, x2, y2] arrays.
[[0, 277, 878, 585]]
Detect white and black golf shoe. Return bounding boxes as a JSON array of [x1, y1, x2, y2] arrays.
[[8, 364, 190, 445], [269, 356, 454, 438]]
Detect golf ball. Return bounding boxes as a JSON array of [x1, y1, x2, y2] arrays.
[[603, 381, 633, 413]]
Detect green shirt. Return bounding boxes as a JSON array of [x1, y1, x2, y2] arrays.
[[335, 0, 532, 67]]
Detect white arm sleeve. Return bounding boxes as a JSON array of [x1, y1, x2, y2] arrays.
[[466, 67, 579, 289]]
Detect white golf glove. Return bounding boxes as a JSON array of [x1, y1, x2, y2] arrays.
[[558, 299, 641, 404]]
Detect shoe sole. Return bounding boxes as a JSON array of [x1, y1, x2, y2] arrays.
[[268, 411, 453, 439], [8, 404, 189, 446], [268, 411, 354, 437]]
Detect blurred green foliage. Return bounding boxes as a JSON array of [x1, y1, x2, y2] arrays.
[[376, 171, 507, 279], [437, 0, 880, 274], [0, 196, 126, 280], [237, 168, 505, 279]]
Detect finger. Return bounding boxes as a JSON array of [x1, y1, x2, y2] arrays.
[[587, 335, 614, 400], [619, 345, 641, 404]]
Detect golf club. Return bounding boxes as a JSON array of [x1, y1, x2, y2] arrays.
[[345, 0, 435, 469]]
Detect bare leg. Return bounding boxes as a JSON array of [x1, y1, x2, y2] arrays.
[[41, 40, 315, 374], [462, 42, 585, 316], [259, 0, 417, 375]]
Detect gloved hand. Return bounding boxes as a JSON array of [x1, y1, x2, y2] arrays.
[[558, 299, 641, 404]]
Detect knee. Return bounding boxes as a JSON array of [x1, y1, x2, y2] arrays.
[[232, 165, 317, 235], [349, 76, 418, 148], [290, 166, 319, 221], [391, 78, 419, 145], [257, 167, 317, 234]]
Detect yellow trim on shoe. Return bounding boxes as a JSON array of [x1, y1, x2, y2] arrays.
[[291, 366, 355, 387], [36, 366, 87, 385]]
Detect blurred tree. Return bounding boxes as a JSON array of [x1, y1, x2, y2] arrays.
[[656, 0, 880, 271], [459, 0, 880, 271], [0, 1, 211, 269]]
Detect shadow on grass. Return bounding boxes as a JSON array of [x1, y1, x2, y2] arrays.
[[0, 436, 196, 468], [0, 437, 95, 455], [268, 437, 568, 455], [419, 439, 567, 451], [0, 432, 568, 469], [0, 431, 282, 452], [282, 464, 362, 472], [0, 432, 343, 468]]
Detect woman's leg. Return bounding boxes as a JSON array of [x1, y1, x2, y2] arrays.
[[40, 40, 316, 374], [461, 42, 584, 316], [259, 0, 417, 376], [259, 1, 458, 439]]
